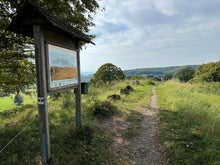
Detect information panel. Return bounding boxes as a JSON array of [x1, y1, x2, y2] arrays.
[[48, 44, 78, 89]]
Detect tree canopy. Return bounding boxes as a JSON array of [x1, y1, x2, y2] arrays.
[[194, 61, 220, 82], [174, 68, 195, 82], [91, 63, 125, 84], [163, 74, 173, 81], [0, 0, 102, 94]]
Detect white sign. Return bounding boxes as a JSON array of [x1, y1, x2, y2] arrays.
[[38, 97, 44, 105]]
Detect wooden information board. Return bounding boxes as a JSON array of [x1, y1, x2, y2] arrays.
[[7, 1, 94, 164]]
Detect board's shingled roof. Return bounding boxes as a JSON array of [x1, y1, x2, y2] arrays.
[[7, 1, 94, 44]]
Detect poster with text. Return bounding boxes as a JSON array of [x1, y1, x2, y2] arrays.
[[48, 44, 78, 89]]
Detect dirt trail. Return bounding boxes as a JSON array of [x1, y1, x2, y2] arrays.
[[100, 87, 167, 165], [120, 87, 161, 164]]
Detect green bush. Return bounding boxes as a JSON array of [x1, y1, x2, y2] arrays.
[[194, 61, 220, 82], [93, 101, 117, 118], [152, 76, 161, 81], [145, 80, 156, 85], [124, 85, 134, 95], [174, 68, 195, 82], [131, 75, 144, 80], [14, 94, 24, 105], [163, 74, 173, 81]]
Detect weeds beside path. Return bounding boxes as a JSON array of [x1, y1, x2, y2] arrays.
[[99, 86, 167, 165]]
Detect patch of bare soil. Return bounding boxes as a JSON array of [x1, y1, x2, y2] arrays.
[[99, 87, 168, 165]]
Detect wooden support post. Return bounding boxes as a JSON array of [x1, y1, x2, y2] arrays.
[[75, 51, 81, 127], [33, 24, 51, 164]]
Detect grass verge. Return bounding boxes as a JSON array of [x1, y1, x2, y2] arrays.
[[157, 80, 220, 165]]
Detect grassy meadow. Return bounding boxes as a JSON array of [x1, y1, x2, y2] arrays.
[[0, 80, 153, 164], [0, 89, 37, 112], [1, 79, 219, 164], [157, 80, 220, 165]]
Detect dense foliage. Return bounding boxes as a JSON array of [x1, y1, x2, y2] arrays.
[[0, 0, 35, 94], [0, 0, 101, 94], [194, 61, 220, 82], [91, 63, 125, 84], [163, 74, 173, 81], [174, 68, 195, 82]]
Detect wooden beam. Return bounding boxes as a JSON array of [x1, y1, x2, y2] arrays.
[[75, 51, 81, 127], [33, 24, 51, 164]]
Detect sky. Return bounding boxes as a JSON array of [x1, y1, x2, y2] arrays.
[[80, 0, 220, 72]]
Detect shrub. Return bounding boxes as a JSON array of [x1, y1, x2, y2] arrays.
[[163, 74, 173, 81], [93, 101, 117, 118], [14, 94, 24, 105], [174, 68, 195, 82], [152, 76, 161, 81], [124, 85, 134, 94], [107, 94, 121, 101], [131, 75, 143, 80], [145, 80, 156, 85]]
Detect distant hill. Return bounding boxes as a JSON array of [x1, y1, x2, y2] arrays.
[[123, 65, 199, 78], [81, 74, 94, 82], [81, 65, 199, 81]]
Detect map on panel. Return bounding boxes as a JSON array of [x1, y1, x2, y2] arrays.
[[48, 44, 78, 88]]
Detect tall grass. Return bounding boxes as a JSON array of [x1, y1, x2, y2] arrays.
[[157, 80, 220, 165]]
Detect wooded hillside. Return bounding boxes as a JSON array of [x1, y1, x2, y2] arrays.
[[123, 65, 199, 77], [81, 65, 199, 82]]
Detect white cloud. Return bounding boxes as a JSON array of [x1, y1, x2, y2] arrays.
[[81, 0, 220, 72], [153, 0, 178, 16]]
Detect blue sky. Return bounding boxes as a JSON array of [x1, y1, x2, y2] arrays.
[[80, 0, 220, 72]]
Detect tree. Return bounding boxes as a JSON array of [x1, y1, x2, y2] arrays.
[[194, 61, 220, 82], [91, 63, 125, 84], [163, 74, 173, 81], [174, 68, 195, 82], [0, 0, 102, 94], [1, 51, 36, 94]]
